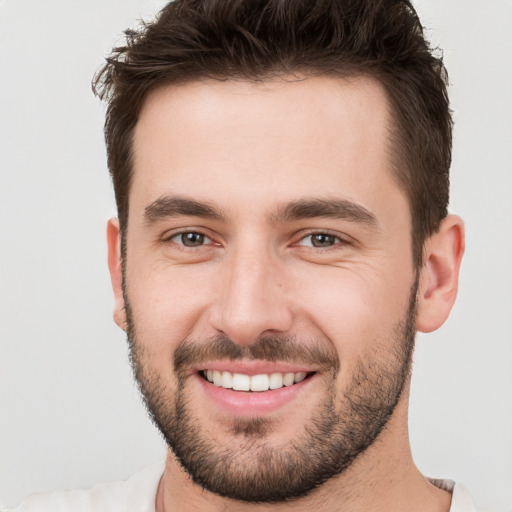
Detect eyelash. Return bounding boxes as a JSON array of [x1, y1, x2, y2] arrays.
[[294, 231, 348, 250], [162, 229, 349, 251], [163, 229, 215, 248]]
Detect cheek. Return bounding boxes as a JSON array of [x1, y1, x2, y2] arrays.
[[124, 240, 415, 365], [124, 259, 214, 351], [290, 265, 412, 356]]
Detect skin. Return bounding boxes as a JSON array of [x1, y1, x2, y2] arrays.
[[107, 76, 465, 511]]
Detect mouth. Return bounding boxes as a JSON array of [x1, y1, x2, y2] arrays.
[[200, 369, 315, 392], [194, 365, 319, 416]]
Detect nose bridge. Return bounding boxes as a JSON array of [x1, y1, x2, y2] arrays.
[[211, 240, 293, 345]]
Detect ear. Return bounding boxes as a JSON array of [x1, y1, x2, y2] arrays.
[[106, 218, 127, 331], [416, 214, 465, 333]]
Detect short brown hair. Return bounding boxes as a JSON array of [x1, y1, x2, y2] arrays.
[[93, 0, 452, 266]]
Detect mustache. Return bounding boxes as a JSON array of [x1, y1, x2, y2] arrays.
[[173, 334, 340, 375]]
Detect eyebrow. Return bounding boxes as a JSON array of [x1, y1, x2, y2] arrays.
[[271, 198, 378, 227], [144, 195, 226, 224], [143, 194, 378, 228]]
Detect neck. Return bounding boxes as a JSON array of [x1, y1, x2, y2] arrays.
[[156, 394, 452, 512]]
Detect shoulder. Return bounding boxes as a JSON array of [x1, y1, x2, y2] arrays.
[[450, 483, 480, 512], [6, 461, 165, 512], [428, 478, 480, 512]]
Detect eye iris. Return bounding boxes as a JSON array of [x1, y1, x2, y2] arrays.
[[311, 234, 336, 247], [182, 232, 205, 246]]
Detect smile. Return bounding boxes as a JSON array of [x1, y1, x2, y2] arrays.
[[202, 369, 311, 392], [194, 362, 319, 415]]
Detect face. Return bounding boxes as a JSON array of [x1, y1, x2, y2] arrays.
[[116, 76, 420, 502]]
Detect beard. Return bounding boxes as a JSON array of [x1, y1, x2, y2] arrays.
[[124, 275, 418, 503]]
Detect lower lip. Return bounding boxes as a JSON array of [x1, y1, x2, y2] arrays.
[[195, 373, 317, 416]]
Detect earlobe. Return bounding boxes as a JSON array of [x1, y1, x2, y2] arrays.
[[416, 214, 465, 333], [106, 218, 127, 331]]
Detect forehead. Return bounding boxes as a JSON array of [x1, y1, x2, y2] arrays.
[[130, 76, 405, 223]]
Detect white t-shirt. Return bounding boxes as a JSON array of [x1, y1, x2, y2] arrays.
[[5, 462, 479, 512]]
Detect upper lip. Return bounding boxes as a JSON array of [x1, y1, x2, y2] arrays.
[[188, 360, 319, 376]]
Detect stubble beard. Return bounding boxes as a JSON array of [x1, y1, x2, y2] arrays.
[[124, 276, 418, 503]]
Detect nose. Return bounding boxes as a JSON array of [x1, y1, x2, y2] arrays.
[[209, 246, 294, 346]]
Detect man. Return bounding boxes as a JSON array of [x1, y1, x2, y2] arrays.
[[11, 0, 473, 510]]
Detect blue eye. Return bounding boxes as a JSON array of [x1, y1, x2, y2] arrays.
[[170, 232, 212, 247], [299, 233, 340, 248]]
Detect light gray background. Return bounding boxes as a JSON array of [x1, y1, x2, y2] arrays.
[[1, 0, 511, 510]]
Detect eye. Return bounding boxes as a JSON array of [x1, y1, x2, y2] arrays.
[[169, 231, 213, 247], [297, 233, 342, 248]]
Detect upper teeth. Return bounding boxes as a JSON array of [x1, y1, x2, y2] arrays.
[[204, 370, 308, 392]]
